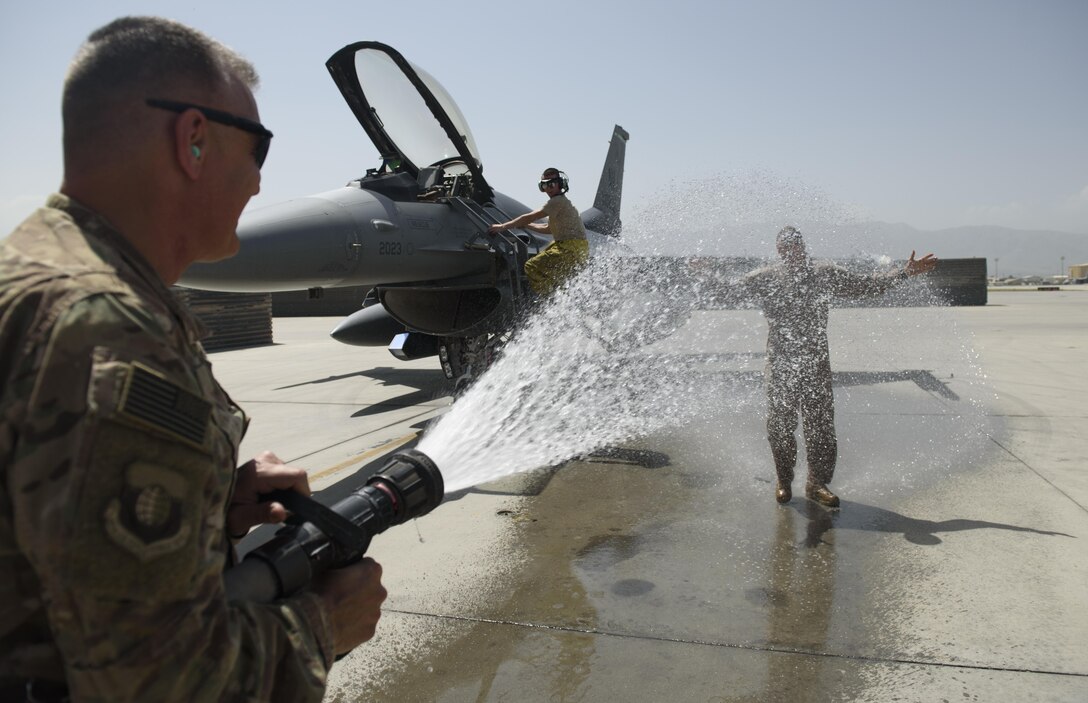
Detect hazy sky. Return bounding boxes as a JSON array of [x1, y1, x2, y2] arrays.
[[1, 0, 1085, 237]]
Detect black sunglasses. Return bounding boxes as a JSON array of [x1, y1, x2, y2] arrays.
[[538, 177, 562, 191], [146, 98, 273, 168]]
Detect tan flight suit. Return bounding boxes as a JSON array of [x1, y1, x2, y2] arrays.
[[524, 193, 589, 296], [0, 195, 332, 701], [730, 260, 906, 487]]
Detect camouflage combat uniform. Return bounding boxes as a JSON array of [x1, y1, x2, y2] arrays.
[[729, 260, 906, 487], [0, 195, 333, 701], [524, 194, 589, 296]]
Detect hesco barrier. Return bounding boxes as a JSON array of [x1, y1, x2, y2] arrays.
[[922, 257, 987, 306], [175, 258, 987, 350], [851, 257, 987, 307], [173, 288, 273, 352]]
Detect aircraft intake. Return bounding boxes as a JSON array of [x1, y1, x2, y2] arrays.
[[224, 448, 444, 603]]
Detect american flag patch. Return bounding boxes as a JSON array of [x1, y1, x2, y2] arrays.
[[119, 363, 210, 447]]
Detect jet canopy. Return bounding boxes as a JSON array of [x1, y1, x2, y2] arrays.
[[326, 41, 493, 202]]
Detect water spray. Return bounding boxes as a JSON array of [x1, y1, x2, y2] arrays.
[[224, 449, 443, 603]]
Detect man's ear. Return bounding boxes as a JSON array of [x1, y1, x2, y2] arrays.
[[174, 109, 207, 180]]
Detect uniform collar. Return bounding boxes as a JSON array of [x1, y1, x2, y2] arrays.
[[46, 193, 210, 343]]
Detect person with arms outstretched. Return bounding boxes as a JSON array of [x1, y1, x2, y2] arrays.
[[698, 226, 937, 508]]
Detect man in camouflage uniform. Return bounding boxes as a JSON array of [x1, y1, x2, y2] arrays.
[[0, 17, 386, 702], [704, 226, 937, 508]]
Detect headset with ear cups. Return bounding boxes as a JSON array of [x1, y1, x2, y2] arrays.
[[537, 169, 569, 194], [191, 145, 201, 158]]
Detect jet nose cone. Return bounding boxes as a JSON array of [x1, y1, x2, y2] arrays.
[[179, 189, 371, 293]]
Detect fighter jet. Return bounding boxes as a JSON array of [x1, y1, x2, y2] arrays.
[[180, 41, 629, 382]]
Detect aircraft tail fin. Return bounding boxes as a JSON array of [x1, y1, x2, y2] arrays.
[[581, 125, 629, 238]]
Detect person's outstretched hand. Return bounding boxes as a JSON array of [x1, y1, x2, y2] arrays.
[[905, 250, 938, 276]]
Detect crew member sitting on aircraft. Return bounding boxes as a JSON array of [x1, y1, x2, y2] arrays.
[[488, 167, 589, 296]]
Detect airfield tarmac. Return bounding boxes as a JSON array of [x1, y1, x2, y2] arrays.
[[219, 288, 1088, 703]]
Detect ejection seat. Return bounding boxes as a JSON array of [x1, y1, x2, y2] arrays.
[[416, 166, 445, 200]]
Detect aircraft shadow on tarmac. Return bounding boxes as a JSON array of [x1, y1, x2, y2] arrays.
[[275, 365, 446, 390], [271, 366, 450, 418], [790, 500, 1074, 546], [274, 369, 380, 390], [831, 370, 958, 400]]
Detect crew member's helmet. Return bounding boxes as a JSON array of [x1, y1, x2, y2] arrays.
[[538, 168, 569, 194]]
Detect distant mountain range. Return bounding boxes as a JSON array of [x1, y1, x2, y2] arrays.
[[835, 223, 1088, 277], [626, 219, 1088, 277]]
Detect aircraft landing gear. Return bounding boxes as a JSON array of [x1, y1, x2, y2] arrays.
[[439, 333, 507, 393]]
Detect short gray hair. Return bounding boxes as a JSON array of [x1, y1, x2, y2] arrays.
[[63, 16, 259, 155]]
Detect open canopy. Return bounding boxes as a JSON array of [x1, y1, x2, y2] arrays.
[[326, 41, 492, 201]]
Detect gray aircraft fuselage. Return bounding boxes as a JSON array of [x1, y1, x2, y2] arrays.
[[182, 187, 538, 293]]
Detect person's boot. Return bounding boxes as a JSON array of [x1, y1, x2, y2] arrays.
[[775, 480, 792, 504], [805, 480, 840, 508]]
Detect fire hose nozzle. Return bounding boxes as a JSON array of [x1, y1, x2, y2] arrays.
[[225, 448, 444, 603]]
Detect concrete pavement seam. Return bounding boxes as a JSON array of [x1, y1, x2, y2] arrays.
[[987, 435, 1088, 515], [283, 408, 436, 465], [386, 609, 1088, 679]]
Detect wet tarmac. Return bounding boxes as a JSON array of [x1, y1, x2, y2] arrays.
[[217, 289, 1088, 702]]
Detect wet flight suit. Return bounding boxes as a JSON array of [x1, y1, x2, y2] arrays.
[[723, 260, 907, 491], [524, 193, 589, 296], [0, 195, 333, 701]]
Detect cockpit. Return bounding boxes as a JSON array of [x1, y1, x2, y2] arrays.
[[348, 157, 480, 204], [327, 42, 493, 204]]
